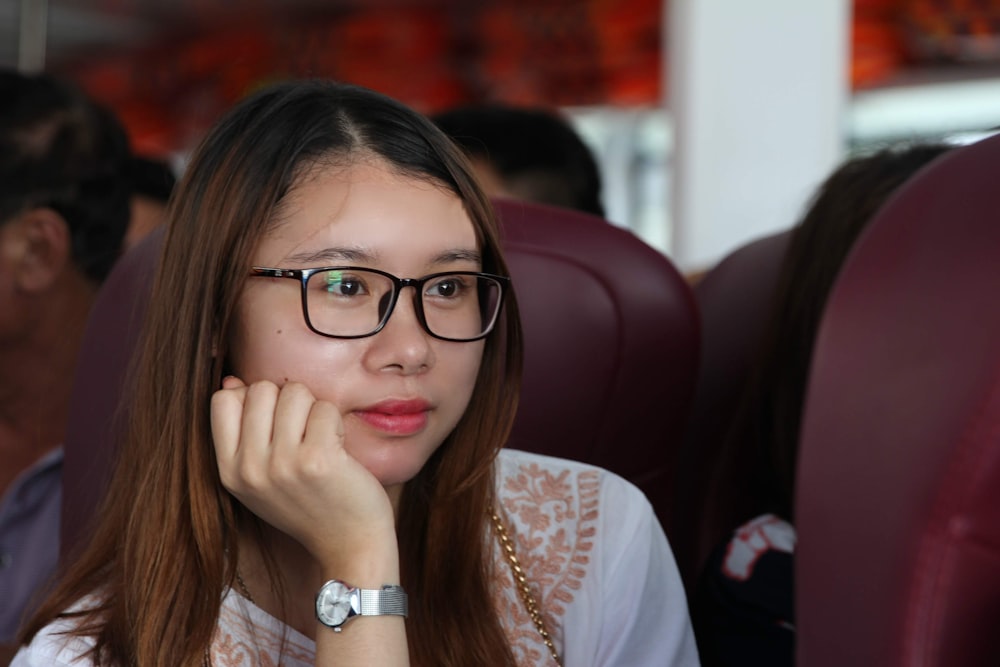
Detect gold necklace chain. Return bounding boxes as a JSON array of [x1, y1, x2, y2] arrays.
[[234, 568, 255, 605], [490, 510, 563, 666]]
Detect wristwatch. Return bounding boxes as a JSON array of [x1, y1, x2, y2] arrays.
[[315, 579, 408, 632]]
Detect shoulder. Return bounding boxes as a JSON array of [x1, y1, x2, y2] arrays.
[[11, 610, 97, 667], [0, 448, 62, 641], [494, 448, 662, 604], [493, 450, 698, 666], [496, 448, 649, 507], [495, 449, 655, 539]]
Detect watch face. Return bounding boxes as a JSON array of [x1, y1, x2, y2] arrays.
[[316, 580, 353, 627]]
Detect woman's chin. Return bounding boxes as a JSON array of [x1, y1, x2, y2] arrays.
[[351, 448, 429, 491], [344, 428, 444, 490]]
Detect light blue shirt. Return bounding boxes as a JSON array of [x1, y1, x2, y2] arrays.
[[0, 447, 61, 642]]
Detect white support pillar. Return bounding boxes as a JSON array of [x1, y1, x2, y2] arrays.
[[667, 0, 851, 272], [18, 0, 48, 72]]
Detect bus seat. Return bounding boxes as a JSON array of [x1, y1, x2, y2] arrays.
[[61, 198, 699, 558], [61, 224, 164, 559], [495, 198, 699, 527], [669, 229, 792, 591], [796, 133, 1000, 666]]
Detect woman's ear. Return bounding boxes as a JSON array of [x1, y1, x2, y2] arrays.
[[3, 208, 73, 292]]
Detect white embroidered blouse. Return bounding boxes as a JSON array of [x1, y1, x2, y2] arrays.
[[13, 449, 700, 666]]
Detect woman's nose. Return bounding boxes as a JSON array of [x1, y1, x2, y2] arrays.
[[367, 290, 434, 374]]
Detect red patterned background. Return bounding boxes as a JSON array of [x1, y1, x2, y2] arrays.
[[49, 0, 1000, 155]]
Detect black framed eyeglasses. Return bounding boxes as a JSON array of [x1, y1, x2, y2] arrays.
[[249, 266, 509, 342]]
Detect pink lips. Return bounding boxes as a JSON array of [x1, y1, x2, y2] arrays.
[[354, 399, 431, 436]]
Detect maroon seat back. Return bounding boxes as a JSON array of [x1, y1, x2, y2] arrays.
[[62, 200, 698, 557], [61, 224, 164, 557], [669, 229, 792, 590], [796, 134, 1000, 666], [495, 199, 699, 525]]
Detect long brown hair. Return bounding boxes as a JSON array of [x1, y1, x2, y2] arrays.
[[22, 80, 524, 666]]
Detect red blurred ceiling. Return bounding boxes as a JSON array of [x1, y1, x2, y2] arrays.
[[3, 0, 663, 153], [4, 0, 982, 155]]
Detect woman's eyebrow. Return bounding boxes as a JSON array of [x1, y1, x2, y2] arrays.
[[282, 247, 481, 266], [284, 246, 375, 265], [434, 249, 482, 264]]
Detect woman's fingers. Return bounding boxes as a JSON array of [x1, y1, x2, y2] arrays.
[[221, 375, 246, 391], [271, 382, 315, 450], [303, 398, 345, 449], [210, 376, 248, 475], [212, 378, 347, 498], [210, 377, 392, 562], [294, 399, 346, 485], [270, 382, 325, 484], [239, 380, 278, 451]]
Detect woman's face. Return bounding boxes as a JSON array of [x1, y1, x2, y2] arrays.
[[228, 158, 486, 493]]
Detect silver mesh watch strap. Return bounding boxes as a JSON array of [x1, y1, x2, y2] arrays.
[[358, 584, 409, 618]]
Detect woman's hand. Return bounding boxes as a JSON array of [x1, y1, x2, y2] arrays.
[[210, 377, 397, 570]]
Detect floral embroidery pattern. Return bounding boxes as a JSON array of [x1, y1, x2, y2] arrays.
[[494, 457, 601, 666], [211, 593, 314, 666]]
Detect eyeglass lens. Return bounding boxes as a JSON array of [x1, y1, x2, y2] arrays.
[[304, 269, 502, 340]]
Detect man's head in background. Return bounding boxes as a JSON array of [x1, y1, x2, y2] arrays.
[[433, 104, 606, 218], [0, 69, 131, 290]]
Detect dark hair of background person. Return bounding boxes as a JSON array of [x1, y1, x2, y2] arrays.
[[432, 103, 606, 218], [0, 69, 131, 283], [728, 141, 954, 526], [127, 155, 176, 203], [122, 155, 177, 249], [20, 79, 525, 667]]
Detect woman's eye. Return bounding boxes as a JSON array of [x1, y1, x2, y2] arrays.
[[426, 277, 465, 298], [324, 272, 365, 296]]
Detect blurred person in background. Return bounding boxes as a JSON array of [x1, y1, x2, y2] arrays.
[[433, 103, 606, 218], [0, 68, 131, 661], [123, 155, 176, 250], [692, 141, 952, 667]]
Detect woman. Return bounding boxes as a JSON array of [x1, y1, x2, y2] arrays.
[[14, 80, 698, 666]]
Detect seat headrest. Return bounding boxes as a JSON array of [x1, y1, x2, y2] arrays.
[[495, 198, 699, 524], [796, 133, 1000, 666]]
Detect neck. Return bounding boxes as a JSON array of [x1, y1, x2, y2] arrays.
[[0, 277, 96, 496], [237, 526, 324, 639]]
